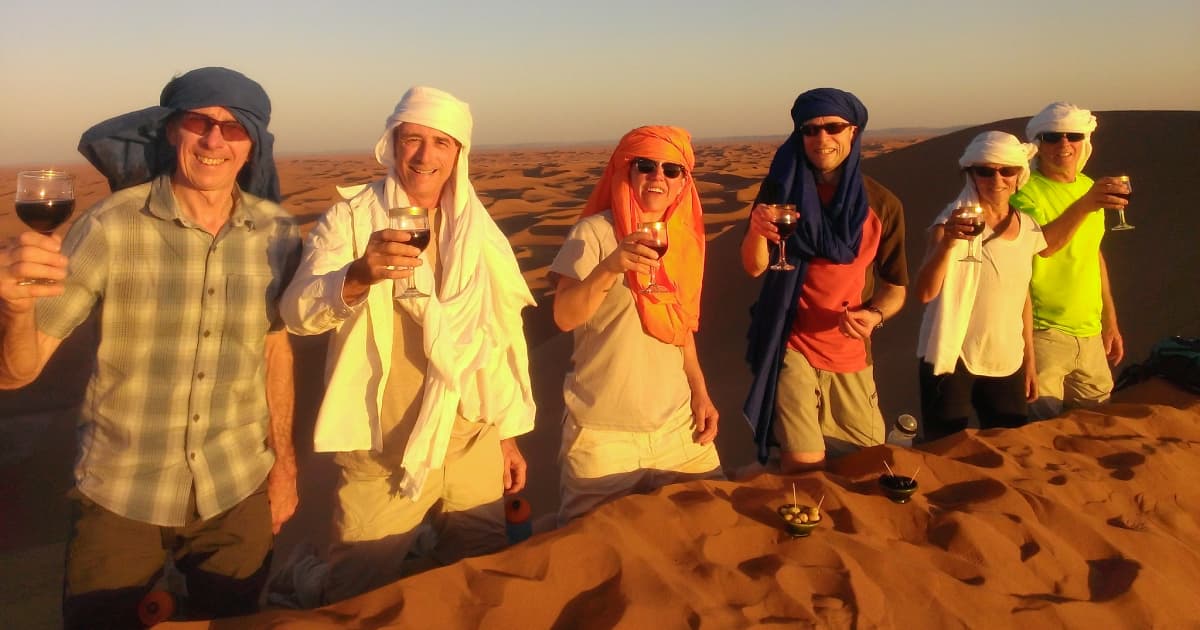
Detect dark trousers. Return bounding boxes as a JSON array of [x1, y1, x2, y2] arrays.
[[918, 359, 1029, 443], [62, 483, 273, 629]]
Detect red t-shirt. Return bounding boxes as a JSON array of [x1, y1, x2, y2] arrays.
[[786, 179, 906, 373]]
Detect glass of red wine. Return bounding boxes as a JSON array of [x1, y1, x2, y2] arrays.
[[763, 204, 798, 271], [388, 207, 431, 299], [636, 220, 670, 294], [953, 204, 985, 263], [14, 170, 76, 286], [1110, 175, 1134, 231]]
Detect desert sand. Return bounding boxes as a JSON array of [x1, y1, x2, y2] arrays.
[[1, 112, 1198, 628]]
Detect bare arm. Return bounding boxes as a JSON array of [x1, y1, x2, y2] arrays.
[[1099, 252, 1124, 365], [552, 231, 658, 332], [914, 219, 973, 304], [683, 331, 719, 444], [264, 329, 298, 534], [0, 233, 68, 389], [1039, 176, 1129, 257], [1023, 292, 1038, 402], [740, 204, 779, 278]]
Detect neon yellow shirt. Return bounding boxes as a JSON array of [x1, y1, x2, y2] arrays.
[[1011, 171, 1106, 336]]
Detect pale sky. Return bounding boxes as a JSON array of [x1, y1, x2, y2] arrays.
[[2, 0, 1197, 165]]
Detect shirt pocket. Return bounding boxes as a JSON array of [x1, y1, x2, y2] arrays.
[[224, 272, 277, 344]]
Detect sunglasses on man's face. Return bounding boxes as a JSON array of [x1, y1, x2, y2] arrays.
[[178, 112, 251, 142], [633, 157, 686, 179], [1038, 131, 1085, 144], [799, 122, 854, 137], [968, 165, 1024, 178]]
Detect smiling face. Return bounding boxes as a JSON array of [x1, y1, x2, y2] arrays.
[[393, 122, 460, 208], [969, 163, 1021, 209], [1036, 132, 1083, 182], [801, 115, 857, 181], [628, 158, 686, 219], [166, 106, 252, 196]]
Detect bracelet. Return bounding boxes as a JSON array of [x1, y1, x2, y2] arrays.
[[864, 305, 884, 330]]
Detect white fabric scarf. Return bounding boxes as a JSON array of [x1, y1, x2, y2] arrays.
[[1026, 101, 1097, 174], [920, 131, 1037, 374], [376, 87, 536, 499]]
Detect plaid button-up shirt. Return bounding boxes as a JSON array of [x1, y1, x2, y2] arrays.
[[37, 175, 300, 526]]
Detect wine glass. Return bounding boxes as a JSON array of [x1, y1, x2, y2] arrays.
[[14, 170, 76, 286], [388, 207, 431, 299], [636, 221, 670, 294], [1111, 175, 1134, 231], [953, 204, 984, 263], [763, 204, 798, 271]]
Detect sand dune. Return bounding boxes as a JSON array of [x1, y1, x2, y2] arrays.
[[2, 112, 1199, 628]]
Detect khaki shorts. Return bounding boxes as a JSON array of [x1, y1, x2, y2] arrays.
[[1030, 328, 1113, 420], [558, 407, 723, 525], [773, 348, 885, 455]]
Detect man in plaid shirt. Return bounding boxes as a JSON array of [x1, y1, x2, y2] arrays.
[[0, 67, 300, 627]]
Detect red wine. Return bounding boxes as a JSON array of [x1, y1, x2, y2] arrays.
[[963, 221, 984, 237], [772, 219, 797, 239], [646, 241, 669, 258], [16, 199, 74, 234], [407, 229, 431, 252]]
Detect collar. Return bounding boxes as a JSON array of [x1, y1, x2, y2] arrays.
[[147, 173, 258, 230]]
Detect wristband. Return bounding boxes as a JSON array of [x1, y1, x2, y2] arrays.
[[864, 305, 884, 330]]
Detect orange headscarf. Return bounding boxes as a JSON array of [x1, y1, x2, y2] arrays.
[[580, 125, 705, 346]]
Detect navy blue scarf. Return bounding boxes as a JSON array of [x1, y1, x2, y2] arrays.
[[77, 67, 280, 202], [743, 88, 871, 463]]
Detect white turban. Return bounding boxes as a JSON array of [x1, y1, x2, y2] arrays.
[[1026, 101, 1097, 174], [958, 131, 1039, 190], [374, 86, 473, 167], [940, 131, 1038, 213]]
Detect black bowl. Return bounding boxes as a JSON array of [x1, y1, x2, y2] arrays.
[[879, 475, 918, 504], [777, 503, 822, 537]]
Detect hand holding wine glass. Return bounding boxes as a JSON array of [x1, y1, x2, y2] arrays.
[[388, 207, 431, 299], [762, 204, 798, 271], [12, 170, 75, 286], [1110, 175, 1134, 231], [636, 221, 670, 294], [952, 204, 984, 263]]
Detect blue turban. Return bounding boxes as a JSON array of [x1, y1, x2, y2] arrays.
[[77, 67, 280, 202], [743, 87, 872, 463]]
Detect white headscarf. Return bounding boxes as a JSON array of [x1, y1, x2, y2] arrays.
[[372, 87, 536, 499], [1026, 101, 1098, 174], [918, 131, 1038, 375]]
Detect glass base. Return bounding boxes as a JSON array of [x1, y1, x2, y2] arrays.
[[17, 278, 58, 286], [395, 288, 429, 299], [959, 256, 983, 263], [641, 283, 671, 294], [1111, 224, 1135, 231], [768, 262, 796, 271]]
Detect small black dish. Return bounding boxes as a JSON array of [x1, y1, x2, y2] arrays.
[[879, 475, 918, 504]]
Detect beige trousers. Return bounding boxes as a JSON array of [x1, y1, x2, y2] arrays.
[[773, 348, 885, 456], [1029, 328, 1113, 420]]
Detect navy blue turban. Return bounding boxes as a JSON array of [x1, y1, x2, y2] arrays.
[[77, 67, 280, 202], [743, 87, 872, 463]]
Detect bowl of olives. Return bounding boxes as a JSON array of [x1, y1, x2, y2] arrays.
[[777, 503, 822, 537], [878, 475, 918, 504]]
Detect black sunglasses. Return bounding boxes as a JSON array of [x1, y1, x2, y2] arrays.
[[967, 165, 1023, 178], [633, 157, 686, 179], [177, 111, 251, 142], [1038, 131, 1085, 144], [799, 122, 854, 137]]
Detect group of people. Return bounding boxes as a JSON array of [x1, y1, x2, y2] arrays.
[[0, 66, 1129, 626]]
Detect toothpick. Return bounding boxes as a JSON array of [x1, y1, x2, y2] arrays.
[[910, 465, 922, 483], [816, 494, 825, 511], [883, 460, 896, 477], [792, 482, 797, 507]]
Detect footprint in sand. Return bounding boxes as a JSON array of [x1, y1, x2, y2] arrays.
[[1096, 451, 1146, 481]]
